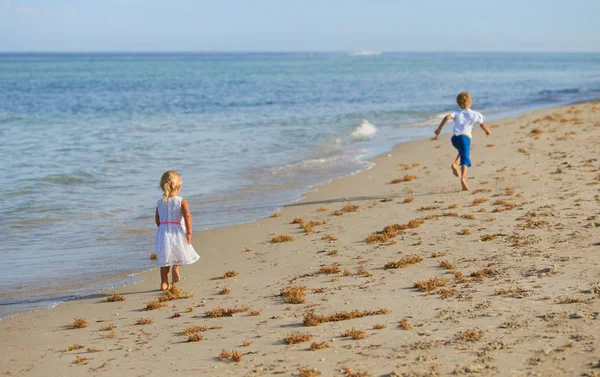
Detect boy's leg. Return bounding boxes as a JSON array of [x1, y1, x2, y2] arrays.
[[450, 136, 461, 177], [460, 165, 469, 191], [160, 267, 170, 291], [451, 154, 460, 177], [452, 135, 471, 190], [172, 265, 181, 284]]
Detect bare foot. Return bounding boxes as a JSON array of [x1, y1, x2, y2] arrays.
[[451, 164, 459, 177], [461, 179, 470, 191], [160, 282, 168, 291], [172, 267, 181, 284]]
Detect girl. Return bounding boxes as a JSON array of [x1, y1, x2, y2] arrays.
[[155, 170, 199, 290]]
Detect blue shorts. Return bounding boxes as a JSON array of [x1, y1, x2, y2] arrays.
[[451, 135, 471, 167]]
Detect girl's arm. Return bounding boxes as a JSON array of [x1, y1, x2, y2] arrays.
[[181, 199, 193, 245], [155, 207, 160, 227], [434, 114, 453, 139], [480, 123, 491, 136]]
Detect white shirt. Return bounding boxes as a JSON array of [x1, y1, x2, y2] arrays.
[[451, 109, 485, 138]]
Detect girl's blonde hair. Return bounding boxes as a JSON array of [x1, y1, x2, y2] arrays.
[[159, 170, 183, 202], [456, 92, 472, 109]]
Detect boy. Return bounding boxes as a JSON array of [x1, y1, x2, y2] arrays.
[[434, 92, 491, 191]]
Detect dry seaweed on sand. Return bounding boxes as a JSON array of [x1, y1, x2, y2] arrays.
[[219, 287, 231, 295], [418, 205, 440, 211], [99, 323, 116, 331], [218, 349, 231, 360], [103, 293, 125, 302], [182, 326, 208, 335], [391, 175, 418, 184], [365, 222, 411, 244], [319, 264, 341, 274], [495, 287, 525, 295], [271, 234, 295, 243], [480, 234, 498, 242], [341, 204, 360, 212], [309, 341, 330, 350], [342, 328, 367, 339], [384, 255, 423, 269], [303, 308, 391, 326], [438, 260, 456, 270], [299, 368, 322, 377], [145, 301, 167, 311], [340, 366, 372, 377], [470, 268, 499, 278], [471, 198, 487, 206], [65, 344, 85, 352], [159, 285, 194, 301], [284, 332, 313, 344], [221, 270, 239, 279], [399, 318, 413, 330], [103, 331, 117, 339], [187, 333, 203, 342], [321, 234, 338, 241], [231, 350, 243, 362], [457, 329, 484, 342], [70, 317, 88, 329], [73, 355, 88, 365], [413, 277, 450, 293], [205, 306, 251, 318]]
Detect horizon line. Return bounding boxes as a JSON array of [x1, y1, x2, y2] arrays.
[[1, 50, 599, 54]]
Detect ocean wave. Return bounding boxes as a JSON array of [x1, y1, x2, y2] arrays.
[[0, 116, 23, 125], [538, 88, 588, 96], [265, 154, 366, 176], [117, 226, 155, 235], [408, 112, 450, 127], [8, 217, 61, 229], [351, 119, 378, 139], [40, 174, 94, 185]]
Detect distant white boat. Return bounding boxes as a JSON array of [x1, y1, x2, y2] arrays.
[[349, 50, 382, 56]]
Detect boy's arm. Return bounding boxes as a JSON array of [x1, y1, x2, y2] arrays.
[[480, 123, 491, 136], [434, 114, 453, 139]]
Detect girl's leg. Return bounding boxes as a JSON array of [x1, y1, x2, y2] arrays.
[[172, 265, 181, 284], [451, 154, 460, 177], [160, 267, 170, 291], [460, 165, 469, 191]]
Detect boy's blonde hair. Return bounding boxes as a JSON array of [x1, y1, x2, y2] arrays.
[[159, 170, 183, 201], [456, 92, 472, 109]]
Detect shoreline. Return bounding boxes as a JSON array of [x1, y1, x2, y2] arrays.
[[3, 98, 598, 321], [2, 101, 599, 376]]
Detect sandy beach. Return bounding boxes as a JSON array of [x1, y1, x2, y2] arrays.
[[2, 102, 599, 377]]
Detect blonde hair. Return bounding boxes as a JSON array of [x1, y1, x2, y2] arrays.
[[159, 170, 183, 202], [456, 92, 472, 109]]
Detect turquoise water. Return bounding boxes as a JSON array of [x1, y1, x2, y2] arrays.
[[1, 52, 599, 317]]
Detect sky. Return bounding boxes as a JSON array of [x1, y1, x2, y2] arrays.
[[1, 0, 599, 52]]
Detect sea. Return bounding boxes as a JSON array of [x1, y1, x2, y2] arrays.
[[1, 52, 599, 318]]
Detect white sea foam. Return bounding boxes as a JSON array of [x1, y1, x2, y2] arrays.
[[351, 120, 378, 138], [409, 112, 450, 127], [349, 50, 382, 56]]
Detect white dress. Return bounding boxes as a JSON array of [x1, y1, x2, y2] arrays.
[[155, 196, 200, 267]]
